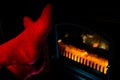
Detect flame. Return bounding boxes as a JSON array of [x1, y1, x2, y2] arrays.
[[58, 42, 108, 74]]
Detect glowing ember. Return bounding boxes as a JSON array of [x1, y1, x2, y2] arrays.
[[58, 42, 108, 74]]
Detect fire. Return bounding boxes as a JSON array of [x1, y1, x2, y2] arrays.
[[58, 42, 108, 74]]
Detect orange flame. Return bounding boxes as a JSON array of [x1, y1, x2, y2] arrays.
[[58, 42, 108, 74]]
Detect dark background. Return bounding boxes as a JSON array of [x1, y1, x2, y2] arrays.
[[0, 0, 118, 80]]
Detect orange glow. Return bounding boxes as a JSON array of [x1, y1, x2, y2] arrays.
[[58, 42, 108, 74], [93, 42, 99, 48]]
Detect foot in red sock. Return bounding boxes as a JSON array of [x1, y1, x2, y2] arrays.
[[0, 3, 52, 79]]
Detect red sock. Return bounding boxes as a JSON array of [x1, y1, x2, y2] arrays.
[[0, 3, 52, 79]]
